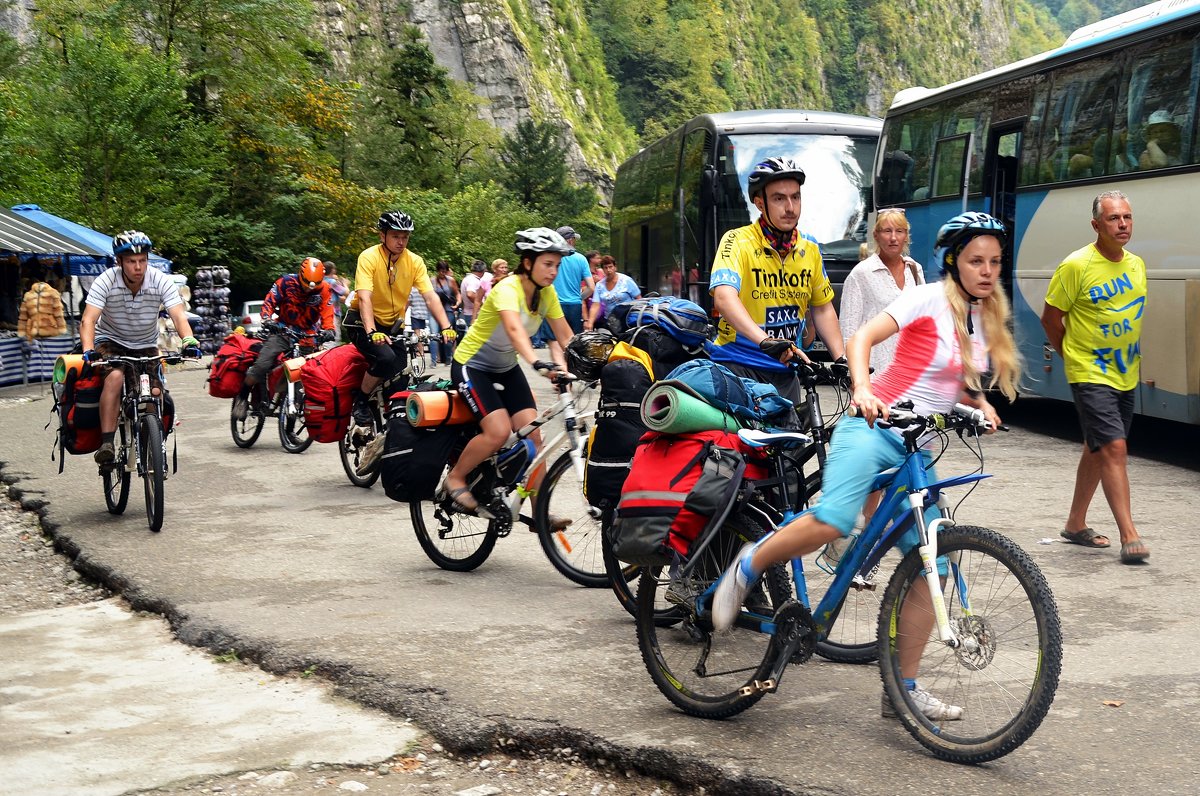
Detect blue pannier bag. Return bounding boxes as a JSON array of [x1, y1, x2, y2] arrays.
[[609, 297, 709, 348], [664, 359, 793, 422]]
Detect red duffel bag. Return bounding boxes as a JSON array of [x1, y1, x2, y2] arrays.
[[207, 333, 262, 398], [300, 344, 368, 443]]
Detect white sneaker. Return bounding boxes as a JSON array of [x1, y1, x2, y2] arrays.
[[883, 686, 963, 721], [711, 543, 757, 633]]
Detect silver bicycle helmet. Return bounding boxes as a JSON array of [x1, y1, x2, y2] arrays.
[[514, 227, 571, 256]]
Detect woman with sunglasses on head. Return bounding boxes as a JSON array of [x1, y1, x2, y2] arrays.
[[439, 228, 576, 516], [839, 208, 925, 373], [713, 211, 1021, 722]]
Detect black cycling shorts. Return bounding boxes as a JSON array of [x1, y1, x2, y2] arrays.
[[451, 361, 535, 419]]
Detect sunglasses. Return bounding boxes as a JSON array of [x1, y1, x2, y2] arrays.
[[876, 207, 907, 215]]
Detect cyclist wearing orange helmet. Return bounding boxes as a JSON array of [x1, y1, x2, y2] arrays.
[[236, 257, 335, 419]]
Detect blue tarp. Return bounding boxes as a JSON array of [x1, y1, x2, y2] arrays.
[[10, 204, 172, 275]]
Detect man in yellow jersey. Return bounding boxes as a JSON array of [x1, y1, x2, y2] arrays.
[[345, 210, 456, 424], [708, 157, 847, 427], [1041, 190, 1149, 564]]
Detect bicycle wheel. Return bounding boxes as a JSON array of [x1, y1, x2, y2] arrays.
[[339, 424, 381, 488], [534, 452, 607, 587], [278, 385, 313, 453], [102, 421, 130, 515], [230, 387, 265, 449], [877, 525, 1062, 764], [138, 413, 166, 532], [408, 348, 426, 378], [410, 491, 500, 571], [636, 511, 793, 719], [805, 539, 901, 664]]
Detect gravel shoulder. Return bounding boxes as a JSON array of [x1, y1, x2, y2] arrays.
[[0, 492, 694, 796]]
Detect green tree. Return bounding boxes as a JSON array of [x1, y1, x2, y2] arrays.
[[497, 119, 596, 221]]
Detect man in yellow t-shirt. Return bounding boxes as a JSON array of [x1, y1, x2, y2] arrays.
[[345, 210, 455, 425], [1041, 190, 1149, 563], [708, 157, 847, 427]]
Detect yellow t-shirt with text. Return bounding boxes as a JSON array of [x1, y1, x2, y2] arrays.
[[1044, 243, 1146, 391]]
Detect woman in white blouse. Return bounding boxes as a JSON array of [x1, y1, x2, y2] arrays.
[[838, 209, 923, 372]]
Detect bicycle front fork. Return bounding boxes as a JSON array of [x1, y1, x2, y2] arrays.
[[909, 490, 970, 650]]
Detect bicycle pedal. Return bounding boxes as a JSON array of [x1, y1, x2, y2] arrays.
[[851, 576, 877, 592], [737, 679, 777, 697]]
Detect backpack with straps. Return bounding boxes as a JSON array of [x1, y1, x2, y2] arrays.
[[610, 429, 769, 566], [299, 344, 369, 443], [664, 359, 794, 422], [607, 297, 710, 349]]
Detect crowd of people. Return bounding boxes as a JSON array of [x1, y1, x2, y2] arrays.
[[77, 155, 1150, 723]]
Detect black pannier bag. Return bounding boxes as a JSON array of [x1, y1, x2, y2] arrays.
[[380, 400, 469, 503], [584, 353, 652, 510]]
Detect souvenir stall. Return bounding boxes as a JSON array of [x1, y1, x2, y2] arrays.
[[0, 207, 109, 386]]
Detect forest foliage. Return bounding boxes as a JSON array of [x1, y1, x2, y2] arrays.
[[0, 0, 1145, 299]]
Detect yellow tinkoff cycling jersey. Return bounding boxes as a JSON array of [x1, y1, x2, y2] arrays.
[[708, 223, 834, 372]]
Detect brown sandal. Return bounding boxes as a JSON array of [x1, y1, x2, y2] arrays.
[[1060, 528, 1110, 548]]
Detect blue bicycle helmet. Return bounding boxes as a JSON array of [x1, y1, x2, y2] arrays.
[[112, 230, 153, 257], [934, 212, 1007, 273]]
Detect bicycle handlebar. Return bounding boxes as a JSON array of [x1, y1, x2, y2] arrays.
[[100, 352, 195, 367], [848, 401, 1008, 435]]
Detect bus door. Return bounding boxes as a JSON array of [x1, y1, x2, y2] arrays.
[[983, 123, 1022, 298]]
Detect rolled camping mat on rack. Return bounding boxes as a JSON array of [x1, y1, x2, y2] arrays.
[[406, 390, 476, 427], [640, 380, 741, 434]]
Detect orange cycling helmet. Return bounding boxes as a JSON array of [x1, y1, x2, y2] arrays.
[[299, 257, 325, 290]]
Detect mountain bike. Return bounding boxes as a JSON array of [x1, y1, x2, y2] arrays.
[[338, 338, 423, 488], [635, 403, 1062, 764], [603, 360, 876, 665], [99, 352, 191, 532], [409, 372, 608, 586], [229, 326, 317, 453]]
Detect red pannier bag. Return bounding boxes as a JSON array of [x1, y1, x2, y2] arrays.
[[300, 344, 368, 443], [56, 368, 104, 456], [610, 429, 768, 566], [207, 333, 262, 398]]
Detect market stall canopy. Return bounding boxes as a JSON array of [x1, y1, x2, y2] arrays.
[[10, 204, 171, 274], [0, 206, 108, 267]]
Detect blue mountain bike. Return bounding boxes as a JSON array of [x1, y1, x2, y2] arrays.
[[635, 403, 1062, 763]]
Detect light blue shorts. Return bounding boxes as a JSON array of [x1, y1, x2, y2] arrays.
[[812, 417, 940, 559]]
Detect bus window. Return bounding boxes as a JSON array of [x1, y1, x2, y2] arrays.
[[1040, 56, 1121, 181], [1114, 30, 1197, 172], [938, 96, 990, 193], [1019, 81, 1050, 186], [932, 134, 970, 198], [877, 107, 937, 204], [679, 128, 711, 302]]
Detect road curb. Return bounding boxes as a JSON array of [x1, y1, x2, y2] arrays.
[[0, 464, 802, 796]]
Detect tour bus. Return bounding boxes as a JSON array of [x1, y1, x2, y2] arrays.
[[610, 110, 881, 321], [876, 0, 1200, 424]]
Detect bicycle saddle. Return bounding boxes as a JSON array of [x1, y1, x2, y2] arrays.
[[737, 428, 813, 449]]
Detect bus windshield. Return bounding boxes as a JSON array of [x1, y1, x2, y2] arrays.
[[718, 133, 876, 260]]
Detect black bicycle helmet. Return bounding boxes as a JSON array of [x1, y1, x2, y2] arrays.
[[377, 210, 415, 232], [747, 157, 806, 199], [565, 329, 617, 381]]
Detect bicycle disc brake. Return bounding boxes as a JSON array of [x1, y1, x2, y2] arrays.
[[952, 615, 996, 670]]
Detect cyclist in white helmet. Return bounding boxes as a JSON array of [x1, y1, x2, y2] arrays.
[[439, 227, 575, 516]]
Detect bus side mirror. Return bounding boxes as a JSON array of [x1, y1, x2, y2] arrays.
[[700, 166, 718, 207]]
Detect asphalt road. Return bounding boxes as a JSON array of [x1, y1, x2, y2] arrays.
[[2, 363, 1198, 796]]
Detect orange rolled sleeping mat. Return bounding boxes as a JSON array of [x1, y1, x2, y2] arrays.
[[406, 390, 476, 427]]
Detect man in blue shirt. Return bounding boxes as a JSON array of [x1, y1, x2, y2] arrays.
[[552, 226, 595, 334]]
